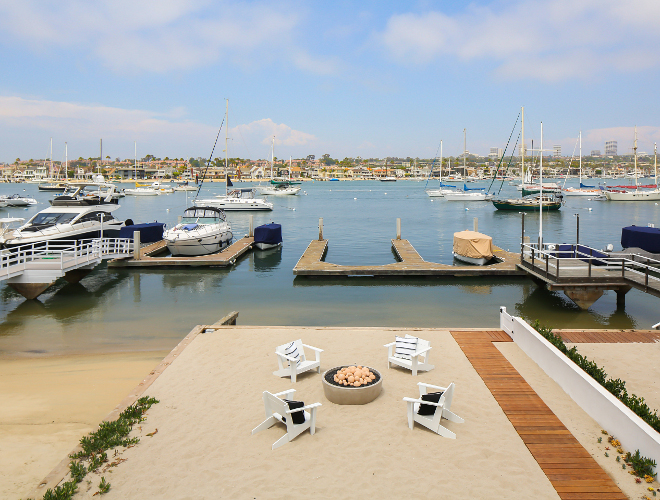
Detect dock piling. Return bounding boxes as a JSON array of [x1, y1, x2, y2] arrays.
[[133, 231, 141, 261], [396, 218, 401, 240], [319, 218, 323, 241], [473, 217, 478, 232], [249, 215, 254, 237]]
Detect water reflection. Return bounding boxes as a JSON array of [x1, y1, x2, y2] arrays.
[[251, 246, 283, 271]]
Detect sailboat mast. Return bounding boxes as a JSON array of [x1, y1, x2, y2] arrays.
[[271, 136, 274, 180], [65, 142, 68, 181], [521, 107, 525, 185], [539, 122, 544, 247], [49, 137, 53, 179], [634, 126, 638, 190], [655, 142, 658, 188], [225, 99, 229, 195], [134, 141, 137, 180], [579, 130, 582, 186], [463, 128, 466, 172], [440, 140, 443, 184]]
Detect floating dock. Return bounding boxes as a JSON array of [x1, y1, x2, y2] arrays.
[[293, 238, 526, 277], [108, 236, 254, 268]]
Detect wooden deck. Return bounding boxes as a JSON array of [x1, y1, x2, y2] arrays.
[[451, 330, 627, 500], [293, 239, 527, 277], [555, 329, 660, 343], [108, 237, 254, 268]]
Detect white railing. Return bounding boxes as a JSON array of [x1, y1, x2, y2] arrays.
[[520, 242, 660, 287], [500, 307, 660, 473], [0, 238, 133, 279]]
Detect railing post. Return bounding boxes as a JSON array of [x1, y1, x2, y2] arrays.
[[556, 256, 560, 278], [588, 258, 592, 278], [621, 258, 625, 278], [531, 247, 535, 268], [545, 253, 549, 275], [645, 261, 649, 287]]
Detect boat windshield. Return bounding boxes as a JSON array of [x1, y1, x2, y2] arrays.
[[182, 208, 221, 224], [30, 212, 77, 225]]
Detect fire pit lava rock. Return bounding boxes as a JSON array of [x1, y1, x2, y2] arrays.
[[322, 366, 383, 405]]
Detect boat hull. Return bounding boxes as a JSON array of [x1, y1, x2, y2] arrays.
[[444, 192, 486, 201], [452, 252, 491, 265], [604, 190, 660, 201], [492, 200, 562, 211], [165, 229, 233, 256]]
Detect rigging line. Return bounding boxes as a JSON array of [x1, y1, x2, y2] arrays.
[[561, 135, 580, 189], [195, 113, 226, 200], [487, 111, 520, 193], [424, 142, 443, 190], [497, 132, 521, 194]]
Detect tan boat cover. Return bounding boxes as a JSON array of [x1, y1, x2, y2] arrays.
[[453, 230, 494, 259]]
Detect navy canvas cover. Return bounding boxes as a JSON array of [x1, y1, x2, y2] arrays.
[[119, 222, 165, 243], [254, 223, 282, 245], [621, 226, 660, 253]]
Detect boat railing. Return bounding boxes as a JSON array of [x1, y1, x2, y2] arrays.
[[520, 242, 660, 287], [0, 238, 134, 278]]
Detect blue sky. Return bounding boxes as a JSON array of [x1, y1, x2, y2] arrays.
[[1, 0, 659, 162]]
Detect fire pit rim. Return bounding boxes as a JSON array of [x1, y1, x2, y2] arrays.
[[321, 365, 383, 405]]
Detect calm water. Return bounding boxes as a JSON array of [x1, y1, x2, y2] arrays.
[[0, 179, 658, 357]]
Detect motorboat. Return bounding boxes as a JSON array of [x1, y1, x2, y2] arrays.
[[254, 223, 282, 250], [163, 206, 233, 256], [125, 184, 160, 196], [151, 181, 174, 194], [38, 182, 69, 192], [0, 194, 38, 207], [173, 181, 198, 192], [452, 230, 494, 265], [0, 204, 126, 248], [50, 182, 121, 206]]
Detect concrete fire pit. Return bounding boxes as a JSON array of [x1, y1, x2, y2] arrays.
[[322, 366, 383, 405]]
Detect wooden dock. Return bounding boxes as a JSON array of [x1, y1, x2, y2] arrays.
[[108, 236, 254, 268], [451, 330, 627, 500], [293, 238, 527, 277]]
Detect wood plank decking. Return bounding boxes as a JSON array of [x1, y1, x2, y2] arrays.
[[555, 329, 660, 344], [451, 330, 627, 500], [293, 239, 527, 276], [108, 236, 254, 268]]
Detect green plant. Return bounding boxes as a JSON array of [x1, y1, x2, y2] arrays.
[[98, 477, 111, 494], [42, 480, 77, 500], [625, 450, 657, 478], [87, 451, 107, 472], [598, 437, 602, 443], [531, 320, 660, 433], [69, 461, 86, 483]]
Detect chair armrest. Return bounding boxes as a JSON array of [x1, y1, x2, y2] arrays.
[[302, 344, 323, 353], [276, 352, 299, 362], [274, 389, 296, 398], [418, 382, 446, 391], [383, 342, 395, 347], [403, 397, 444, 407], [286, 402, 322, 413], [412, 346, 432, 357]]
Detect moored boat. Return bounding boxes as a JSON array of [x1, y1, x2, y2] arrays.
[[163, 206, 232, 256], [254, 223, 283, 250], [452, 230, 494, 265]]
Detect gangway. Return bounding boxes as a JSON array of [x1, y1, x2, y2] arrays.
[[518, 242, 660, 309], [0, 238, 133, 299]]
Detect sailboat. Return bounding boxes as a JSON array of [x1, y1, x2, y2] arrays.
[[380, 159, 397, 181], [443, 130, 486, 201], [604, 128, 660, 201], [125, 143, 159, 196], [193, 101, 273, 211], [258, 140, 301, 195], [563, 131, 600, 196], [426, 141, 455, 197], [492, 109, 563, 211]]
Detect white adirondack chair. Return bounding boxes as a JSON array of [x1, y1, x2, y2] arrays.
[[251, 389, 322, 450], [273, 339, 323, 383], [384, 334, 434, 376], [403, 382, 464, 438]]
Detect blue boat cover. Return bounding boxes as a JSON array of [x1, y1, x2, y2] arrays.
[[254, 223, 282, 245], [554, 244, 608, 266], [579, 182, 595, 188], [621, 226, 660, 253], [119, 222, 165, 243]]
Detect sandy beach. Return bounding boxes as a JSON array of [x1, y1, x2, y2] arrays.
[[0, 351, 168, 499]]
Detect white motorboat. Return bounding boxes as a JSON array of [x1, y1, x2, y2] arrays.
[[0, 194, 38, 207], [452, 230, 494, 265], [164, 206, 233, 256], [50, 182, 122, 206], [125, 142, 160, 196], [0, 204, 126, 248], [173, 181, 198, 192]]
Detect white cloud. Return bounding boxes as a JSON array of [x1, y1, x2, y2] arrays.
[[0, 1, 330, 74], [0, 96, 318, 160], [378, 0, 660, 81]]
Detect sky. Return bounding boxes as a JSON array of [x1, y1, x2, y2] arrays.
[[1, 0, 659, 162]]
